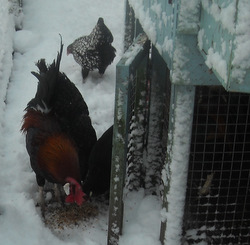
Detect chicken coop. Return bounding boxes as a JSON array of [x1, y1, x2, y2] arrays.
[[108, 1, 250, 245]]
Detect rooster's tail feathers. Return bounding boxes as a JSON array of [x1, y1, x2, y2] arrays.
[[28, 37, 64, 112]]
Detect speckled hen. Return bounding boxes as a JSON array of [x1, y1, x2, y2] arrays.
[[67, 17, 116, 79]]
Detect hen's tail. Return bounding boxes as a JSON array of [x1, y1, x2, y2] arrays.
[[26, 36, 64, 112]]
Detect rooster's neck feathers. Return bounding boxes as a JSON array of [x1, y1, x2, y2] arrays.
[[21, 110, 59, 133], [37, 134, 80, 182]]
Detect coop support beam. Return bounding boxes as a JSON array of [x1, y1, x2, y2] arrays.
[[107, 33, 149, 245], [107, 64, 129, 245], [160, 85, 195, 245]]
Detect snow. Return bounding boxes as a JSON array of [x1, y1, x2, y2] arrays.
[[172, 40, 190, 84], [123, 42, 143, 66], [0, 1, 162, 245], [177, 0, 200, 34], [128, 0, 157, 44], [120, 189, 162, 245], [162, 36, 173, 56], [199, 0, 250, 85], [0, 0, 15, 121], [1, 0, 250, 244], [205, 47, 228, 82], [198, 0, 236, 84], [162, 87, 194, 245], [232, 0, 250, 84], [201, 0, 236, 35]]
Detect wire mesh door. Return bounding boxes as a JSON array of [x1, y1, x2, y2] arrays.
[[183, 86, 250, 244], [126, 45, 171, 195], [108, 33, 150, 245], [108, 37, 171, 244]]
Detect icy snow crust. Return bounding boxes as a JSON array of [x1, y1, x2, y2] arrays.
[[0, 1, 162, 245], [0, 0, 14, 124]]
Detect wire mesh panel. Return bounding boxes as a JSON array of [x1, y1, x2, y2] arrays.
[[144, 45, 171, 195], [126, 48, 149, 191], [107, 33, 150, 245], [108, 37, 172, 245], [126, 45, 171, 195], [183, 86, 250, 244]]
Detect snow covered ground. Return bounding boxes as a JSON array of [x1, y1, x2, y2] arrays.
[[0, 1, 162, 245]]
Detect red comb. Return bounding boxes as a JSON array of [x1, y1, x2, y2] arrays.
[[65, 177, 79, 186], [65, 177, 86, 206]]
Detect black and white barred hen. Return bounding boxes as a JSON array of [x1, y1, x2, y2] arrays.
[[67, 17, 116, 79]]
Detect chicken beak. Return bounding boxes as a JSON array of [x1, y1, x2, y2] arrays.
[[63, 182, 70, 195]]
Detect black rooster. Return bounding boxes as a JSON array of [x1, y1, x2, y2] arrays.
[[67, 17, 116, 79], [82, 125, 113, 198], [21, 39, 97, 211]]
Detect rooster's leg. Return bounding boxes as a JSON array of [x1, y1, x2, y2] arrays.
[[36, 174, 45, 216], [54, 184, 60, 202], [38, 186, 45, 216], [54, 184, 64, 206]]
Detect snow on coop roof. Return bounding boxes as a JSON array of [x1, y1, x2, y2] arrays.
[[128, 0, 157, 44], [232, 0, 250, 84], [201, 0, 236, 35], [177, 0, 200, 34], [128, 0, 250, 91]]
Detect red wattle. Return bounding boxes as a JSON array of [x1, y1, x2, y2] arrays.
[[65, 193, 75, 203], [65, 177, 87, 206]]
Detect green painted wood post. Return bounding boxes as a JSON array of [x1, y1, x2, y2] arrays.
[[160, 85, 195, 245], [107, 33, 149, 245], [107, 64, 129, 245]]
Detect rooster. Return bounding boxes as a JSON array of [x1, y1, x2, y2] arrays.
[[21, 39, 97, 211], [67, 17, 116, 79], [82, 125, 113, 198]]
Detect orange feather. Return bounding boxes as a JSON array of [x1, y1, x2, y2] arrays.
[[37, 134, 81, 184]]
